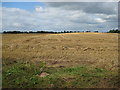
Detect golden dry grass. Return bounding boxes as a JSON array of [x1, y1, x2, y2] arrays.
[[2, 33, 118, 70]]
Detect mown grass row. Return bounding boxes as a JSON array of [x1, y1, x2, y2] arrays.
[[2, 60, 119, 88]]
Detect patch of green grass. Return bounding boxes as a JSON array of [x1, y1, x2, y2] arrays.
[[2, 60, 119, 88]]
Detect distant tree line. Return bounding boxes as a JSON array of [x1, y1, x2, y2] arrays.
[[3, 29, 120, 34], [2, 29, 120, 34], [3, 31, 58, 34], [107, 29, 120, 33], [2, 30, 100, 34]]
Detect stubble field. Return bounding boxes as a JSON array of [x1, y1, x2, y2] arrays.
[[2, 33, 119, 88]]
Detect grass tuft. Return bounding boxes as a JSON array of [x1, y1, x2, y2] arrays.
[[3, 60, 119, 88]]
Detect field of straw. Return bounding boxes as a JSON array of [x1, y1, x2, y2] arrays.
[[2, 33, 118, 69], [2, 32, 119, 88]]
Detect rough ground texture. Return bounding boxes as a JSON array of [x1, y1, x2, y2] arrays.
[[2, 33, 119, 88], [3, 33, 118, 69]]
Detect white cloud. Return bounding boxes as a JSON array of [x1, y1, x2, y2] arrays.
[[2, 2, 118, 32], [35, 6, 44, 12], [2, 0, 119, 2], [95, 18, 106, 23]]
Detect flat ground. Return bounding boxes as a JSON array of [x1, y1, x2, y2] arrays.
[[2, 33, 118, 69], [2, 33, 119, 88]]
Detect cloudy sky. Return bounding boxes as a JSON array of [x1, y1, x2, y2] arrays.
[[2, 2, 118, 32]]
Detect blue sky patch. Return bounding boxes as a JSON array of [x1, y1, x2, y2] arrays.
[[2, 2, 45, 11]]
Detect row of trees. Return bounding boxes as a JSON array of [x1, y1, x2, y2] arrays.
[[107, 29, 120, 33], [3, 31, 57, 34], [3, 30, 98, 34], [2, 29, 120, 34]]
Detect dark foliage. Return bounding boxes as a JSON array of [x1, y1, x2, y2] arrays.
[[107, 29, 120, 33], [3, 29, 120, 34], [3, 30, 86, 34]]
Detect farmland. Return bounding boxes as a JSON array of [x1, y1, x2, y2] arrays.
[[2, 33, 119, 88]]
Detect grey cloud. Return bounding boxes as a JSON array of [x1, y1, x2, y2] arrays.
[[46, 2, 117, 15], [95, 14, 118, 22], [2, 2, 118, 32]]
